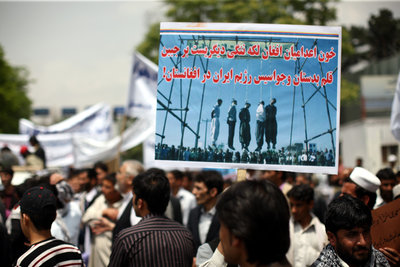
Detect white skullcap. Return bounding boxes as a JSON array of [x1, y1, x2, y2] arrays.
[[349, 167, 381, 193], [388, 154, 397, 162], [393, 184, 400, 200]]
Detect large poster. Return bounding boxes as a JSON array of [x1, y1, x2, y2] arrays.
[[155, 22, 341, 174]]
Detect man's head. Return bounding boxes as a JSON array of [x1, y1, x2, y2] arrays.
[[0, 167, 14, 187], [93, 161, 108, 184], [287, 184, 314, 224], [232, 99, 237, 105], [132, 168, 170, 217], [116, 160, 144, 194], [259, 100, 265, 106], [217, 180, 290, 266], [29, 135, 40, 147], [271, 98, 276, 105], [102, 175, 121, 203], [325, 195, 373, 266], [19, 186, 57, 236], [217, 99, 223, 106], [167, 169, 184, 195], [244, 102, 251, 108], [341, 167, 380, 209], [261, 170, 287, 187], [376, 168, 396, 204], [192, 170, 223, 210]]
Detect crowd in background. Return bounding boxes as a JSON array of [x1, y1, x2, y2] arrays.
[[0, 141, 400, 266]]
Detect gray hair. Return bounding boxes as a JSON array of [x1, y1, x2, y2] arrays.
[[123, 160, 144, 177]]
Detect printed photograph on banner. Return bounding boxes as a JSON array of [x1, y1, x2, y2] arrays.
[[155, 22, 341, 174]]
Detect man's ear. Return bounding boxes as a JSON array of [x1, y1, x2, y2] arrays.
[[21, 213, 30, 226], [361, 195, 370, 207], [209, 188, 218, 198], [137, 198, 144, 209], [327, 231, 337, 247]]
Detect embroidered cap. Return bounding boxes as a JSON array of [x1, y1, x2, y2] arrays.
[[19, 186, 57, 215], [349, 167, 381, 193]]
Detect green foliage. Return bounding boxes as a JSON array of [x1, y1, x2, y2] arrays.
[[340, 78, 359, 104], [0, 45, 31, 133], [121, 144, 143, 162], [367, 8, 400, 59]]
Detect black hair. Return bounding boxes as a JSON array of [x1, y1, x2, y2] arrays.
[[0, 167, 14, 177], [24, 205, 56, 231], [29, 135, 40, 146], [103, 174, 117, 185], [344, 177, 377, 210], [287, 184, 314, 203], [325, 194, 372, 235], [132, 168, 170, 215], [87, 168, 97, 180], [170, 170, 184, 181], [194, 170, 224, 195], [94, 161, 108, 173], [376, 168, 396, 181], [216, 180, 290, 265]]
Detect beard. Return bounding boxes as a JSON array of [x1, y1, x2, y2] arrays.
[[336, 242, 371, 266]]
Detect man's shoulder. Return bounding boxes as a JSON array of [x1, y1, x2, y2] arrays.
[[17, 238, 82, 267], [119, 216, 191, 237]]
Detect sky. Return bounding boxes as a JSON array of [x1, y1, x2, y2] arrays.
[[0, 0, 399, 115]]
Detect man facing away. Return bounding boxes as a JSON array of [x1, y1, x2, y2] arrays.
[[16, 186, 84, 267], [200, 179, 291, 267], [211, 99, 223, 147], [286, 184, 327, 267], [108, 168, 194, 267], [227, 99, 237, 150], [312, 195, 390, 267]]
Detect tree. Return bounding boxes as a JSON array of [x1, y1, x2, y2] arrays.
[[367, 8, 400, 59], [137, 0, 337, 63], [0, 45, 31, 133]]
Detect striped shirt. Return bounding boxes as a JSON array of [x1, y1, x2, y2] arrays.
[[108, 214, 194, 267], [15, 237, 84, 267]]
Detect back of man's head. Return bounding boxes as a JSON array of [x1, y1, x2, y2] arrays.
[[19, 186, 57, 231], [132, 168, 170, 215], [325, 194, 372, 235], [287, 184, 314, 203], [194, 170, 224, 195], [216, 179, 290, 265]]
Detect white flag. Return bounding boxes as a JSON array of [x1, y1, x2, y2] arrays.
[[126, 52, 158, 118], [391, 72, 400, 141]]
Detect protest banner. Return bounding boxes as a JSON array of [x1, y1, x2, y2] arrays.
[[155, 22, 341, 174], [371, 198, 400, 252], [19, 102, 112, 141]]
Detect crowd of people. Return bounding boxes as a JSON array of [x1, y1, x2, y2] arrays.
[[156, 142, 335, 167], [1, 142, 400, 266]]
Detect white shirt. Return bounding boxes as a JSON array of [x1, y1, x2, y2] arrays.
[[199, 206, 216, 244], [256, 103, 266, 121], [287, 214, 328, 267], [177, 188, 197, 226], [199, 247, 227, 267], [118, 191, 141, 226]]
